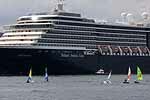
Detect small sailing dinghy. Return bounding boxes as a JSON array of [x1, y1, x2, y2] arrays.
[[26, 68, 34, 83], [44, 67, 49, 82], [123, 67, 131, 84], [103, 70, 112, 84], [134, 66, 143, 84]]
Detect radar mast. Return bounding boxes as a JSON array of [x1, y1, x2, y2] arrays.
[[55, 0, 65, 11]]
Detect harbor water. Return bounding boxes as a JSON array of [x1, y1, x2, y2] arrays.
[[0, 75, 150, 100]]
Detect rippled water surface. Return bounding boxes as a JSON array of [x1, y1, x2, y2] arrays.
[[0, 75, 150, 100]]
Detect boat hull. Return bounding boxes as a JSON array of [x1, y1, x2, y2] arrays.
[[0, 48, 98, 75], [0, 48, 150, 75]]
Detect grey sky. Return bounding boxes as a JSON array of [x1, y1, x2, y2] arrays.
[[0, 0, 150, 30]]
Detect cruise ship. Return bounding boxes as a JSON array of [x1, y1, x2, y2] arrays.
[[0, 1, 150, 75]]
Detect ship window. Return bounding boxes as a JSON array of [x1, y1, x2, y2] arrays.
[[11, 24, 53, 30], [38, 17, 83, 22], [19, 17, 32, 21]]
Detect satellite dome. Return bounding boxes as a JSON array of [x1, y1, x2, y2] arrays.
[[141, 12, 149, 19], [127, 13, 133, 17], [121, 12, 127, 17]]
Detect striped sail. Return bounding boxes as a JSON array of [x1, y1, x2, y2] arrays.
[[127, 67, 131, 81]]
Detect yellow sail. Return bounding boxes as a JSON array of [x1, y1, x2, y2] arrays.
[[29, 68, 32, 78], [26, 67, 33, 83], [137, 66, 143, 81]]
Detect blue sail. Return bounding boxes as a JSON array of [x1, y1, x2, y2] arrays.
[[44, 67, 48, 82]]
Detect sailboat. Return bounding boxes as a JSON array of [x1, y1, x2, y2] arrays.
[[103, 70, 112, 84], [44, 67, 48, 82], [134, 66, 143, 83], [26, 68, 34, 83], [123, 67, 131, 84]]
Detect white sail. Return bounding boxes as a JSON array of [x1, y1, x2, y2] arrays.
[[103, 71, 112, 84], [107, 71, 112, 80], [127, 67, 131, 81], [44, 67, 48, 82]]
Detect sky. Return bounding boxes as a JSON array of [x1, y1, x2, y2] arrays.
[[0, 0, 150, 31]]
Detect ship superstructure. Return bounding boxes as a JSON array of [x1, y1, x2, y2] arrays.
[[0, 0, 150, 75]]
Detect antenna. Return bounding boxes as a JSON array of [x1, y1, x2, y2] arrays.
[[56, 0, 65, 11]]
